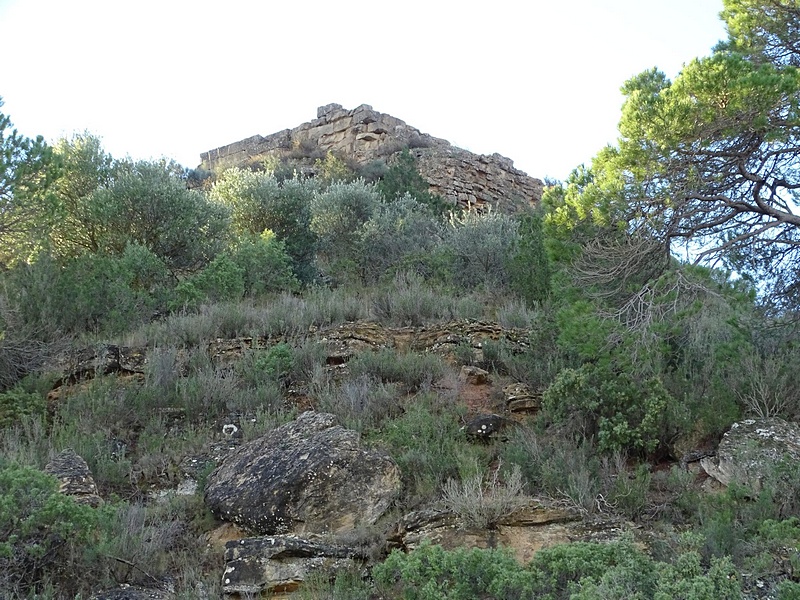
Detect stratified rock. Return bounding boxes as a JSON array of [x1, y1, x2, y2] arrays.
[[222, 535, 365, 597], [460, 365, 490, 385], [44, 448, 103, 507], [204, 411, 401, 535], [700, 418, 800, 490], [199, 104, 543, 214], [503, 382, 541, 414], [392, 503, 581, 564]]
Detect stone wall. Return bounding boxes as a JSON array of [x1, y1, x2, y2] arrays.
[[199, 103, 543, 213]]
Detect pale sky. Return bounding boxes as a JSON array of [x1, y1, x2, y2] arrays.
[[0, 0, 726, 181]]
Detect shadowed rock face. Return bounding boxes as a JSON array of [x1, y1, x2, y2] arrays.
[[204, 411, 401, 535]]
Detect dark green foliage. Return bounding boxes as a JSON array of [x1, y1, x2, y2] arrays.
[[210, 169, 318, 282], [0, 98, 58, 267], [507, 210, 552, 305], [245, 342, 295, 384], [543, 362, 671, 455], [87, 159, 230, 272], [227, 232, 299, 296], [376, 149, 448, 213], [0, 386, 45, 429], [0, 462, 107, 597], [373, 542, 529, 599], [4, 248, 171, 336], [373, 539, 742, 600]]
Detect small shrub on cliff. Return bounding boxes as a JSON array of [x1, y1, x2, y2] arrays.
[[349, 348, 446, 392], [376, 149, 447, 213], [373, 539, 742, 600], [0, 385, 46, 429], [442, 210, 520, 290], [542, 362, 671, 455], [442, 463, 528, 529], [374, 395, 485, 505], [0, 462, 109, 597]]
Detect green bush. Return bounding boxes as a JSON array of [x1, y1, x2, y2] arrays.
[[210, 169, 318, 282], [226, 231, 299, 296], [349, 348, 446, 392], [373, 541, 528, 600], [172, 254, 246, 309], [238, 342, 295, 385], [443, 210, 520, 290], [87, 159, 230, 272], [373, 539, 742, 600], [0, 462, 108, 597], [311, 179, 380, 280], [542, 363, 671, 455], [360, 194, 445, 284], [0, 385, 46, 429], [373, 396, 485, 504], [507, 211, 552, 305]]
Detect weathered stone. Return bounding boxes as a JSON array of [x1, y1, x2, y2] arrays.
[[393, 503, 582, 564], [463, 413, 514, 441], [55, 344, 147, 386], [460, 365, 490, 385], [44, 448, 104, 507], [204, 411, 401, 535], [700, 418, 800, 490], [503, 382, 542, 413], [199, 104, 543, 214], [317, 103, 343, 119], [222, 534, 365, 597]]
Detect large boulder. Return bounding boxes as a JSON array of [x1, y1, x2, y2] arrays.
[[205, 411, 401, 535], [44, 448, 104, 507], [701, 418, 800, 489]]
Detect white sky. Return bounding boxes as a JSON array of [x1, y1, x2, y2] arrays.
[[0, 0, 726, 181]]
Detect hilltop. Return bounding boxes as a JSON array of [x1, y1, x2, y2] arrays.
[[200, 103, 544, 214]]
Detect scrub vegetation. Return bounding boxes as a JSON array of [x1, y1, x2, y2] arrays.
[[2, 1, 800, 597]]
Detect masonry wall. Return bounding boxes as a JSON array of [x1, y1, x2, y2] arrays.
[[199, 103, 543, 213]]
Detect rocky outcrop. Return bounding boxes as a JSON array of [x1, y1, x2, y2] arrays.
[[44, 448, 104, 507], [199, 103, 543, 214], [414, 145, 543, 214], [222, 535, 367, 598], [391, 504, 587, 564], [503, 382, 542, 414], [204, 411, 401, 535], [701, 418, 800, 490]]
